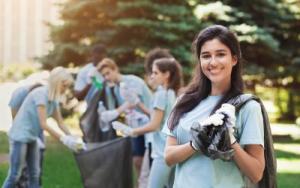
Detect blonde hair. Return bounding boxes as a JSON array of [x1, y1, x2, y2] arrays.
[[48, 67, 74, 101]]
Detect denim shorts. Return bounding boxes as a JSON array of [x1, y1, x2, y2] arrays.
[[131, 135, 145, 156]]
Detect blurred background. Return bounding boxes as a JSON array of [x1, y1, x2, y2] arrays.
[[0, 0, 300, 187]]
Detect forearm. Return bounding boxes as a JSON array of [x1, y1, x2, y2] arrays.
[[74, 84, 91, 100], [11, 109, 17, 119], [136, 102, 150, 116], [232, 143, 265, 183], [40, 123, 62, 140], [58, 124, 71, 135], [165, 142, 195, 166], [133, 122, 158, 136]]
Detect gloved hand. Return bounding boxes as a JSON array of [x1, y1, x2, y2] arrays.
[[199, 113, 225, 127], [60, 135, 86, 152], [60, 135, 78, 152], [87, 68, 98, 84], [36, 137, 45, 149], [69, 135, 87, 151], [112, 121, 136, 137], [190, 122, 203, 151], [101, 110, 119, 123], [216, 104, 236, 145]]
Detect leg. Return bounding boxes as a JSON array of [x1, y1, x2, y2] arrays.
[[138, 148, 150, 188], [147, 157, 171, 188], [131, 136, 145, 187], [26, 141, 40, 188], [2, 140, 27, 188]]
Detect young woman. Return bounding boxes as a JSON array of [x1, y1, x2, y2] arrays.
[[164, 25, 265, 188], [113, 57, 183, 188], [3, 67, 82, 188]]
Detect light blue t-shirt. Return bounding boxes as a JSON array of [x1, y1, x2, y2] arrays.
[[163, 95, 264, 188], [105, 74, 153, 145], [151, 87, 176, 158], [9, 86, 58, 143], [74, 63, 103, 104], [8, 86, 30, 109], [105, 74, 152, 110]]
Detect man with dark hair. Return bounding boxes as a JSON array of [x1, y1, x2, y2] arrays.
[[74, 44, 106, 104]]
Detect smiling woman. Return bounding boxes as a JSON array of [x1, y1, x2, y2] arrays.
[[163, 25, 273, 188]]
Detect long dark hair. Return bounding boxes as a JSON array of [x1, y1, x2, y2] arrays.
[[168, 25, 244, 130], [153, 58, 183, 95]]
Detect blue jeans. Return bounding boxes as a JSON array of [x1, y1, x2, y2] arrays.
[[2, 140, 40, 188]]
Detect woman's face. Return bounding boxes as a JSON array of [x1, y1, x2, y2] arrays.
[[199, 38, 237, 87], [60, 80, 71, 94], [151, 64, 169, 87]]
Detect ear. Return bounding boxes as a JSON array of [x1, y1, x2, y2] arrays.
[[232, 56, 238, 66], [164, 71, 170, 80]]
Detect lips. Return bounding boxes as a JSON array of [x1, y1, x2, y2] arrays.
[[208, 68, 221, 74]]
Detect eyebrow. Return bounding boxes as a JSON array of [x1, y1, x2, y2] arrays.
[[201, 49, 227, 55]]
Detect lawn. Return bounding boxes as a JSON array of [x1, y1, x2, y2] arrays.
[[0, 132, 83, 188], [1, 130, 300, 187]]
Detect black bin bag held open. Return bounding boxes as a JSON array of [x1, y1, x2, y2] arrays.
[[74, 138, 133, 188], [75, 83, 133, 188]]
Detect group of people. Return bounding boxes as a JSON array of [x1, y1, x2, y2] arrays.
[[2, 25, 274, 188]]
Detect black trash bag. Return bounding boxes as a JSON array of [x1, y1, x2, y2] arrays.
[[80, 82, 117, 143], [74, 137, 133, 188], [191, 115, 234, 161], [228, 94, 277, 188]]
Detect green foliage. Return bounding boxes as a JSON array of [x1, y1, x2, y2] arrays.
[[0, 63, 40, 83], [40, 0, 300, 118]]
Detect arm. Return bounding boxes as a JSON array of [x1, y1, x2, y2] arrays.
[[74, 84, 92, 101], [52, 107, 71, 135], [132, 109, 164, 136], [37, 105, 63, 140], [10, 108, 18, 119], [232, 143, 265, 183], [136, 102, 151, 116], [164, 136, 196, 166]]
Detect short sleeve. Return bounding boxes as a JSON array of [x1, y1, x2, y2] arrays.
[[162, 122, 177, 137], [74, 70, 87, 91], [33, 91, 47, 106], [140, 83, 152, 109], [153, 90, 167, 111], [9, 88, 27, 109], [238, 100, 264, 147]]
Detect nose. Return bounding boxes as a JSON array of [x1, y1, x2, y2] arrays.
[[208, 56, 218, 66], [150, 73, 154, 80]]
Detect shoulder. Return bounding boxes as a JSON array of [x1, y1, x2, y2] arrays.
[[29, 86, 48, 97], [123, 75, 145, 84], [154, 87, 167, 97], [77, 63, 93, 75], [239, 99, 261, 114], [12, 86, 29, 95]]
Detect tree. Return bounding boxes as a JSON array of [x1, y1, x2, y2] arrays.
[[41, 0, 201, 78]]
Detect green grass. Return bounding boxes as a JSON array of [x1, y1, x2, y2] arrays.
[[1, 131, 300, 187], [275, 142, 300, 188], [0, 132, 82, 187]]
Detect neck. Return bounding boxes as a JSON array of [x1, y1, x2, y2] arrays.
[[115, 74, 122, 83], [210, 80, 231, 96]]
